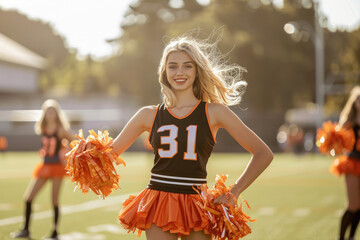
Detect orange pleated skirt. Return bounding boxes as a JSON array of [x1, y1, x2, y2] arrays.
[[33, 163, 67, 178], [330, 155, 360, 176], [118, 188, 211, 237]]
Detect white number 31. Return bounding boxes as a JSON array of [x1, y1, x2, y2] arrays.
[[157, 125, 197, 161]]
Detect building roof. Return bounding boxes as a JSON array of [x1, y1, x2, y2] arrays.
[[0, 33, 47, 69]]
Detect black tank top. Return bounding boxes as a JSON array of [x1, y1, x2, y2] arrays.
[[147, 100, 216, 194], [349, 124, 360, 160], [40, 132, 62, 164]]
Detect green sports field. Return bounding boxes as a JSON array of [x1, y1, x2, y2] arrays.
[[0, 152, 356, 240]]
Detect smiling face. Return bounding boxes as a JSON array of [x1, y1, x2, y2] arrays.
[[165, 50, 197, 94]]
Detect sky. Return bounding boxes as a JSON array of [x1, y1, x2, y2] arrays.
[[0, 0, 359, 59]]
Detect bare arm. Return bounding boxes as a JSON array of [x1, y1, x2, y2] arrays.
[[208, 103, 273, 204], [111, 106, 157, 155], [58, 127, 76, 142]]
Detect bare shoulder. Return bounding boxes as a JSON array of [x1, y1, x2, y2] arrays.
[[207, 103, 245, 129], [134, 105, 158, 129], [207, 102, 230, 115], [137, 105, 158, 118], [207, 103, 233, 127], [140, 105, 158, 111]]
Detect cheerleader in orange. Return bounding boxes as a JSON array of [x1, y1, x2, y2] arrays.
[[331, 86, 360, 240], [102, 34, 274, 240], [11, 99, 73, 240]]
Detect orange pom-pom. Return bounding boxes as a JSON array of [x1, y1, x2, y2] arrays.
[[65, 129, 126, 199], [316, 121, 355, 156], [195, 174, 255, 240]]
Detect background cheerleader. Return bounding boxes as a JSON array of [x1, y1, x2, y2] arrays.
[[332, 86, 360, 240], [11, 99, 73, 240]]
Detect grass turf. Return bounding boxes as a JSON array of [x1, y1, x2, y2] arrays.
[[0, 152, 353, 240]]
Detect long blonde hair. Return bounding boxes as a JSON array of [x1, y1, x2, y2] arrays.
[[158, 34, 247, 107], [339, 86, 360, 127], [34, 99, 70, 135]]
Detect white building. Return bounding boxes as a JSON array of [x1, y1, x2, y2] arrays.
[[0, 33, 141, 151], [0, 33, 47, 150], [0, 33, 47, 94]]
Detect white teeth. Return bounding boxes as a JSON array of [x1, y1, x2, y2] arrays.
[[175, 79, 186, 82]]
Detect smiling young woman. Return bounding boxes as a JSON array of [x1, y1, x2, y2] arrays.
[[79, 33, 273, 240]]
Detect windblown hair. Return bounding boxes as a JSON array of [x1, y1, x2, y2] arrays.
[[158, 34, 247, 107], [35, 99, 70, 135], [339, 86, 360, 128]]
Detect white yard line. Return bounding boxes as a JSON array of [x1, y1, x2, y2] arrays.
[[0, 203, 14, 210], [256, 207, 276, 216], [322, 195, 336, 205], [87, 224, 128, 234], [292, 208, 311, 217], [335, 209, 344, 217], [0, 192, 139, 227], [58, 231, 106, 240]]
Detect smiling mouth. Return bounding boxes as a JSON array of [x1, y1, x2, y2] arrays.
[[174, 78, 186, 83]]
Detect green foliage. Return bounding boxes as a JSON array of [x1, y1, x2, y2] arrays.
[[0, 8, 69, 65], [106, 0, 359, 113], [39, 54, 109, 96], [3, 1, 359, 113]]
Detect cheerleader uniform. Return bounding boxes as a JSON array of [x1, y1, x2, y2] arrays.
[[118, 100, 216, 236], [33, 132, 67, 178], [330, 124, 360, 176]]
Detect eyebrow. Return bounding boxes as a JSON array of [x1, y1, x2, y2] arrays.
[[167, 61, 195, 65]]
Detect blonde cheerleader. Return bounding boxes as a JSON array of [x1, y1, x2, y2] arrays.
[[104, 33, 273, 240], [11, 99, 73, 240], [331, 87, 360, 240]]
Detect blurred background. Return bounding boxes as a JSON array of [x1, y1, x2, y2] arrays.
[[1, 1, 360, 239], [0, 0, 359, 154]]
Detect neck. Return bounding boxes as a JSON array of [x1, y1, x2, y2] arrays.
[[174, 91, 198, 108]]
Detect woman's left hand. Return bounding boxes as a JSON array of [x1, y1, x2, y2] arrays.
[[213, 191, 237, 206]]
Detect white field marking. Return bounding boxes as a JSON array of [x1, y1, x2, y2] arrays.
[[102, 205, 118, 212], [0, 172, 30, 179], [33, 204, 41, 211], [322, 195, 336, 205], [58, 231, 105, 240], [0, 192, 139, 227], [0, 203, 14, 211], [335, 209, 344, 217], [292, 208, 310, 217], [87, 224, 128, 234], [256, 207, 275, 216]]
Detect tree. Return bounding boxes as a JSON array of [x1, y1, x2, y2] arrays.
[[105, 0, 205, 104], [0, 8, 69, 65], [107, 0, 359, 113]]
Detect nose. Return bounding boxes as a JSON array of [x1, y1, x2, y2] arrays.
[[176, 67, 184, 75]]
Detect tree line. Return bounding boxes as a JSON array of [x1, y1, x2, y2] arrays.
[[1, 0, 359, 116]]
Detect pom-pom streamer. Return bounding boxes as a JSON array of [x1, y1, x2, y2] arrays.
[[65, 129, 125, 199], [195, 174, 255, 240], [316, 121, 355, 156]]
